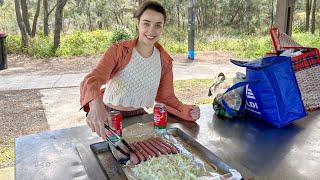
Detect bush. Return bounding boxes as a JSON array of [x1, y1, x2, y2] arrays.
[[5, 30, 320, 60], [6, 35, 21, 54], [161, 37, 187, 53], [56, 30, 112, 57], [6, 35, 55, 58], [110, 26, 132, 44], [28, 36, 55, 58]]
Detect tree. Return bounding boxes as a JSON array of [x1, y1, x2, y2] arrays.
[[43, 0, 49, 36], [43, 0, 57, 36], [306, 0, 311, 31], [14, 0, 29, 47], [310, 0, 317, 33], [270, 0, 275, 28], [85, 0, 93, 31], [20, 0, 31, 35], [31, 0, 41, 37], [53, 0, 68, 49]]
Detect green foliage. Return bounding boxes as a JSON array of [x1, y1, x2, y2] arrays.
[[56, 30, 112, 56], [292, 12, 306, 33], [293, 33, 320, 48], [6, 35, 22, 54], [110, 26, 132, 44], [7, 30, 112, 58], [293, 25, 305, 34], [161, 38, 187, 53], [6, 35, 55, 58], [6, 30, 320, 60], [194, 35, 273, 59], [0, 0, 17, 34], [161, 27, 188, 53], [28, 36, 55, 58]]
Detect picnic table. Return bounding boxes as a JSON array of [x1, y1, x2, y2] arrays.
[[15, 104, 320, 180]]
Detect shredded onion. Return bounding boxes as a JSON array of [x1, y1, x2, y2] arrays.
[[128, 154, 206, 179]]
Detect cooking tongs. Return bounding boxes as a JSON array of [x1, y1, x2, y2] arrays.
[[104, 123, 134, 158]]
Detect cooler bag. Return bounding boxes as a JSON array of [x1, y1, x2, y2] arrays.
[[222, 56, 307, 128]]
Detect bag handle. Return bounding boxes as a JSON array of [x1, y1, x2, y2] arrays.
[[230, 59, 249, 67]]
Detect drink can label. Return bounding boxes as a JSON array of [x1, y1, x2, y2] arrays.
[[153, 103, 167, 131], [107, 110, 122, 141]]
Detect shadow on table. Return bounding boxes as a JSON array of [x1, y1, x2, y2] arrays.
[[208, 113, 306, 175]]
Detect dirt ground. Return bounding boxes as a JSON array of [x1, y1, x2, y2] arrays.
[[0, 90, 49, 168], [0, 51, 231, 168]]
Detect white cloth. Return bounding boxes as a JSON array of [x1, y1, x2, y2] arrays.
[[103, 47, 162, 108]]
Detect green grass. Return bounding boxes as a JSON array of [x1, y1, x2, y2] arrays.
[[174, 79, 213, 90], [6, 30, 320, 59], [194, 98, 213, 105], [173, 78, 235, 105], [174, 79, 215, 105], [0, 139, 14, 168]]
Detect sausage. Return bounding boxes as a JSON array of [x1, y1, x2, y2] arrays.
[[137, 141, 157, 157], [155, 138, 179, 154], [133, 142, 150, 160], [129, 143, 145, 162], [147, 139, 168, 155], [150, 138, 172, 154], [129, 152, 140, 165], [143, 140, 161, 156]]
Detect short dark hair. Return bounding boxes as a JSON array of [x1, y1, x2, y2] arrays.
[[134, 1, 166, 23]]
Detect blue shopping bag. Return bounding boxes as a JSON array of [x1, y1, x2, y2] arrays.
[[223, 56, 307, 128]]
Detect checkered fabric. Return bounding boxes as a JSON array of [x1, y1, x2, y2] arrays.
[[291, 49, 320, 71]]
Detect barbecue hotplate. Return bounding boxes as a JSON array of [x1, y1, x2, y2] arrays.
[[90, 128, 238, 179]]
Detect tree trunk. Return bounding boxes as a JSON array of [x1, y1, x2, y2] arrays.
[[212, 1, 216, 31], [188, 0, 196, 60], [43, 0, 49, 36], [97, 11, 103, 29], [270, 0, 274, 28], [31, 0, 42, 37], [54, 0, 67, 49], [113, 11, 120, 25], [306, 0, 311, 31], [14, 0, 29, 47], [310, 0, 317, 33], [86, 1, 92, 31], [196, 10, 201, 33], [20, 0, 31, 35], [203, 3, 208, 30]]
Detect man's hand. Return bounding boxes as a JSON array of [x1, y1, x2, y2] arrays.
[[87, 98, 109, 139]]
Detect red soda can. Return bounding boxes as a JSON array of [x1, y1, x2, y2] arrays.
[[107, 110, 122, 141], [153, 103, 167, 132]]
